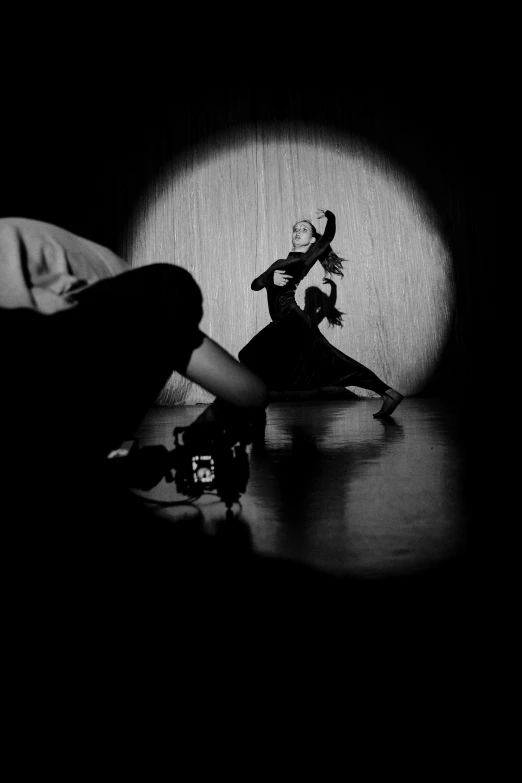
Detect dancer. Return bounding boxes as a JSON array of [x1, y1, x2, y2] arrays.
[[238, 209, 403, 418]]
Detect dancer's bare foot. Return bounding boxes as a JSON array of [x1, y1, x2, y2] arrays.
[[373, 389, 403, 418]]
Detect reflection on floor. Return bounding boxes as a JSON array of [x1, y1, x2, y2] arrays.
[[8, 395, 494, 686], [132, 397, 471, 580]]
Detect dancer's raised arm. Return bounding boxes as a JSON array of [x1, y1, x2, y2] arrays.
[[301, 209, 336, 269], [251, 209, 336, 289]]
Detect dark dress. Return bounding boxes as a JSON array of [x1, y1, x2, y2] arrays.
[[238, 211, 389, 395]]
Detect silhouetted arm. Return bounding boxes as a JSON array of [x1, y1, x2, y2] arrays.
[[323, 277, 337, 306], [185, 334, 267, 410], [185, 334, 268, 443]]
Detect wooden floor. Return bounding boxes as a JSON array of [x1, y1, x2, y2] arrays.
[[132, 396, 474, 581], [6, 394, 501, 691]]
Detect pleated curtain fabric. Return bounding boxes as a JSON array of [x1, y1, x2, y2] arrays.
[[121, 123, 453, 404]]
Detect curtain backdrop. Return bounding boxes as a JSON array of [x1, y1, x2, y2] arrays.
[[122, 123, 453, 404]]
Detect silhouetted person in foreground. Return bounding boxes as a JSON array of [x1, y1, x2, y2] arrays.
[[1, 217, 268, 594]]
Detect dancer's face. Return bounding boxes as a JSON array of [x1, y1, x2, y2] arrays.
[[292, 221, 316, 250]]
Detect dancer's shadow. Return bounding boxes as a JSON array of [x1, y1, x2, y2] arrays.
[[303, 278, 344, 327]]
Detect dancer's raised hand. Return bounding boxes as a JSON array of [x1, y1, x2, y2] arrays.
[[316, 209, 327, 220]]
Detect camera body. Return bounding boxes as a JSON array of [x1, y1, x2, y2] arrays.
[[107, 419, 250, 510], [172, 424, 249, 508]]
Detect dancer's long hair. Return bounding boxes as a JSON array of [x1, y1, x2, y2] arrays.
[[302, 220, 346, 277]]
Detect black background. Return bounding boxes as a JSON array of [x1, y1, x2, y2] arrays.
[[0, 12, 514, 723]]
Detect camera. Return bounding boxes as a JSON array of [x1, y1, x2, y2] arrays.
[[172, 423, 249, 508], [106, 418, 251, 511]]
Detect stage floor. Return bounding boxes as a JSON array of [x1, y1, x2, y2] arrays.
[[132, 396, 475, 581]]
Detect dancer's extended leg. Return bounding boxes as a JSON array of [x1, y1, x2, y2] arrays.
[[373, 388, 404, 418], [330, 352, 403, 419]]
